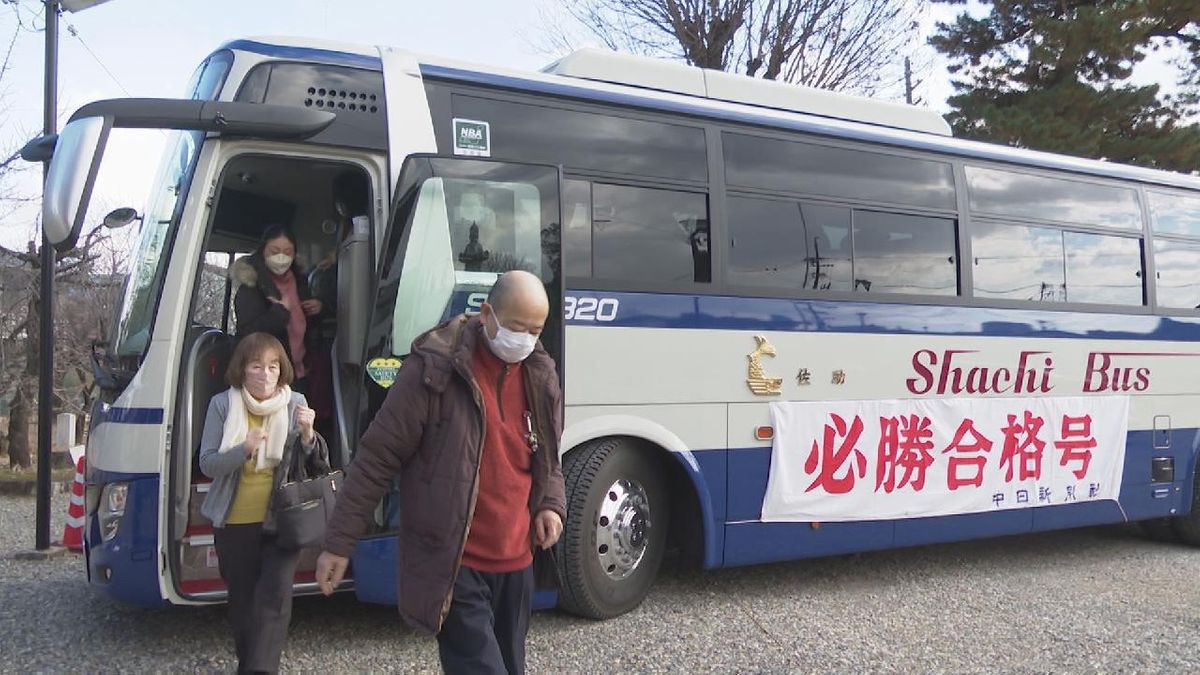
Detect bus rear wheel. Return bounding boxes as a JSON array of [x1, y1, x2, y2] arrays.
[[557, 437, 669, 619]]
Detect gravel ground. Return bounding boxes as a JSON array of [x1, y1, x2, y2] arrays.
[[3, 493, 1199, 673]]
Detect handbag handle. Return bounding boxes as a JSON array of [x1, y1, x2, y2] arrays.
[[279, 424, 310, 484]]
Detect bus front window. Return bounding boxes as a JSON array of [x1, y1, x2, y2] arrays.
[[111, 130, 202, 359]]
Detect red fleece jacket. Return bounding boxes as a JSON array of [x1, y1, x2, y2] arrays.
[[462, 341, 534, 572]]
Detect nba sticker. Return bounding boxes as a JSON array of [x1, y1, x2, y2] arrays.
[[366, 357, 403, 388], [452, 118, 490, 157]]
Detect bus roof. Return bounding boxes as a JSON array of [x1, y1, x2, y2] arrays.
[[225, 37, 1200, 194], [541, 48, 953, 137]]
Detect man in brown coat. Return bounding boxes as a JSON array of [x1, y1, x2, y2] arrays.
[[316, 270, 566, 674]]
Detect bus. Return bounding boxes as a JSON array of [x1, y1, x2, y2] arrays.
[[33, 36, 1200, 618]]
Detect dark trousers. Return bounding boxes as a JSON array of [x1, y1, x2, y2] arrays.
[[213, 523, 302, 674], [437, 564, 534, 675]]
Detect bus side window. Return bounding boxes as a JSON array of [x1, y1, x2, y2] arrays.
[[802, 205, 852, 292], [851, 210, 957, 296], [562, 179, 592, 278], [591, 183, 710, 284], [192, 251, 235, 331]]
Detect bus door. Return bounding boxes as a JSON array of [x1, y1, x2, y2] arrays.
[[34, 96, 374, 605], [348, 155, 563, 605], [169, 151, 383, 602]]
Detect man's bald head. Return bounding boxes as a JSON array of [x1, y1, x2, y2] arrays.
[[487, 271, 548, 314], [482, 270, 549, 338]]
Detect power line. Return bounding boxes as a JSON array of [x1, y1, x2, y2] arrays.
[[64, 20, 131, 97], [6, 1, 135, 99]]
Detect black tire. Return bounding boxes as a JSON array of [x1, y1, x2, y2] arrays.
[[1171, 469, 1200, 544], [556, 437, 669, 619], [1140, 517, 1180, 542]]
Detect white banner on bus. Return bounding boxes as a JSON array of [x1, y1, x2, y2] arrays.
[[761, 396, 1129, 522]]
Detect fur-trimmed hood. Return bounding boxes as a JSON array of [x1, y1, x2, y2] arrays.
[[230, 256, 260, 287]]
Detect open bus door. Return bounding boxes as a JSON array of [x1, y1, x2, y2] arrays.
[[346, 154, 564, 606], [33, 98, 340, 605]]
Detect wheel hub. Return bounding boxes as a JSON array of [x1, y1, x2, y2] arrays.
[[595, 478, 651, 580]]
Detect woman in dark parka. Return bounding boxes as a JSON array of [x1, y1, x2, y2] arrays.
[[231, 225, 322, 391]]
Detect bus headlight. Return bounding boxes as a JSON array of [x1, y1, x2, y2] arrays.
[[99, 483, 128, 542]]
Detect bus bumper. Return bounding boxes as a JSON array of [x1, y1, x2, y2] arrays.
[[86, 474, 164, 607]]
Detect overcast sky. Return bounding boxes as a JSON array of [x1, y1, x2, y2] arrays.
[[0, 0, 1182, 249]]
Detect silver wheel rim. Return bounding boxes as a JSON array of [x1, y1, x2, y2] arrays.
[[595, 478, 651, 580]]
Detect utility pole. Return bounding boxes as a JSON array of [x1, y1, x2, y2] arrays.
[[904, 56, 914, 105], [35, 0, 60, 552]]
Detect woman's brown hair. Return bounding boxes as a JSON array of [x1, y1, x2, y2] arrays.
[[226, 332, 294, 388]]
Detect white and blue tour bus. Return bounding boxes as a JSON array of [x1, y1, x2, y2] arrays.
[[30, 36, 1200, 618]]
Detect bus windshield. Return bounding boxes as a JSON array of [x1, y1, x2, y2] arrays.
[[108, 52, 229, 361], [111, 129, 202, 358]]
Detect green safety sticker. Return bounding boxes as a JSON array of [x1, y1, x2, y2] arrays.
[[452, 118, 491, 157], [366, 357, 403, 388]]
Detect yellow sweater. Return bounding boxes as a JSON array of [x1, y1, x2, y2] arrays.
[[225, 414, 274, 525]]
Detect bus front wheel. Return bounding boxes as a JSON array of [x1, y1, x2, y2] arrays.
[[556, 437, 669, 619], [1171, 468, 1200, 545], [1140, 517, 1180, 543]]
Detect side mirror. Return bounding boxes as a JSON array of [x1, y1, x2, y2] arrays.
[[102, 207, 141, 229], [19, 134, 58, 163], [42, 116, 111, 252]]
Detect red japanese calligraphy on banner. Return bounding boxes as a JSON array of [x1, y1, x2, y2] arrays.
[[761, 396, 1129, 522]]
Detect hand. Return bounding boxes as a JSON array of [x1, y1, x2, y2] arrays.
[[533, 510, 563, 550], [316, 551, 349, 596], [244, 428, 267, 459], [267, 296, 288, 307], [300, 299, 323, 316], [296, 405, 316, 443]]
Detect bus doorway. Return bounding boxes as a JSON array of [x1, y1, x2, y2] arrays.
[[169, 152, 377, 600]]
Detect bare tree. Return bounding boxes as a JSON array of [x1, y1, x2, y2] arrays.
[[0, 11, 35, 464], [533, 0, 929, 98], [54, 230, 124, 441], [0, 226, 119, 468]]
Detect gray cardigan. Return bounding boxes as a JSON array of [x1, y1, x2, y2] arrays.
[[198, 389, 329, 529]]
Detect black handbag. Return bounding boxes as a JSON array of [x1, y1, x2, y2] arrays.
[[272, 435, 343, 550]]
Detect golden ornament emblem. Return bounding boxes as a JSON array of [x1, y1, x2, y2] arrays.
[[746, 335, 783, 396]]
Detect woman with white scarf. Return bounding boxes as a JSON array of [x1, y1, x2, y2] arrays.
[[198, 332, 329, 674]]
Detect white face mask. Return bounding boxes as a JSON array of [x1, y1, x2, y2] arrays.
[[486, 312, 538, 364], [245, 365, 280, 399], [265, 253, 293, 275]]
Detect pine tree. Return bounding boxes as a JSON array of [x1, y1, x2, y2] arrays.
[[931, 0, 1200, 172]]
